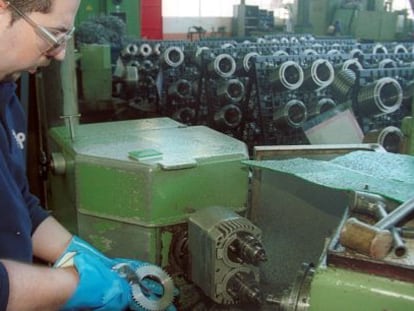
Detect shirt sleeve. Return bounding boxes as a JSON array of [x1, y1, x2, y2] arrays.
[[21, 182, 50, 234], [0, 262, 10, 311]]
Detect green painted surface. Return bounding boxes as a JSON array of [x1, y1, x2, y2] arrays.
[[80, 44, 112, 102], [244, 151, 414, 203], [354, 10, 398, 41], [309, 267, 414, 311], [76, 0, 141, 37], [402, 116, 414, 155], [48, 118, 249, 262]]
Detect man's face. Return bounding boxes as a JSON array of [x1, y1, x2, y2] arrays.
[[1, 0, 81, 80]]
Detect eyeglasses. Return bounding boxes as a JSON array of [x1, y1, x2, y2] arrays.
[[6, 1, 75, 55]]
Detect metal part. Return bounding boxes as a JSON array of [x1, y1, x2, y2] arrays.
[[270, 61, 304, 91], [378, 58, 397, 69], [274, 99, 307, 129], [50, 152, 66, 175], [302, 59, 335, 90], [394, 44, 409, 54], [278, 263, 314, 311], [357, 77, 403, 117], [162, 46, 184, 68], [349, 48, 364, 59], [227, 272, 262, 304], [134, 265, 175, 311], [172, 107, 196, 124], [188, 206, 265, 304], [342, 58, 363, 73], [140, 43, 153, 57], [113, 263, 175, 311], [329, 69, 356, 103], [214, 104, 243, 128], [308, 98, 336, 117], [373, 44, 388, 54], [216, 79, 245, 103], [227, 232, 267, 266], [208, 54, 236, 78], [60, 114, 81, 141], [363, 126, 404, 153], [168, 79, 192, 99], [123, 43, 139, 56], [242, 52, 259, 73], [375, 197, 414, 230]]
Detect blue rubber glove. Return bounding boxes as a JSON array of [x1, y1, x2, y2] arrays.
[[58, 236, 178, 310], [55, 252, 130, 311], [112, 259, 178, 311], [58, 235, 114, 267]]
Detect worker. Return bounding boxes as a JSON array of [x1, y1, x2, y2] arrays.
[[0, 1, 174, 310]]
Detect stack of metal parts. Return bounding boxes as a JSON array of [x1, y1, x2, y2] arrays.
[[82, 35, 414, 152]]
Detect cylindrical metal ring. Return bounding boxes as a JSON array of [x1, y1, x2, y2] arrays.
[[303, 59, 335, 90], [357, 77, 403, 116], [327, 49, 340, 55], [168, 79, 192, 98], [342, 58, 363, 73], [303, 49, 318, 56], [217, 79, 245, 103], [349, 48, 364, 59], [122, 43, 139, 56], [273, 50, 289, 57], [270, 60, 304, 91], [309, 98, 336, 117], [394, 44, 408, 54], [139, 43, 152, 57], [274, 99, 307, 128], [373, 44, 388, 54], [363, 126, 404, 153], [242, 52, 259, 73], [208, 53, 236, 78], [172, 107, 196, 123], [153, 43, 161, 56], [378, 58, 397, 69], [214, 104, 242, 128], [163, 46, 185, 68]]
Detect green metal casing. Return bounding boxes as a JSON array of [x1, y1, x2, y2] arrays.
[[354, 10, 398, 41], [308, 0, 339, 35], [76, 0, 141, 37], [79, 44, 112, 104], [47, 118, 249, 265], [309, 266, 414, 311], [402, 116, 414, 155]]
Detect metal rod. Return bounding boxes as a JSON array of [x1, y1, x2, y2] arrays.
[[375, 197, 414, 230]]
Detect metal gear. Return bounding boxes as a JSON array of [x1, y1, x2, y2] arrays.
[[131, 264, 175, 311]]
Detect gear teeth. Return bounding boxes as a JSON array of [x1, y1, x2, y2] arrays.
[[130, 264, 175, 311]]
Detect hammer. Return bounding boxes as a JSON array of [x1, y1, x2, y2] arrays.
[[340, 192, 414, 259]]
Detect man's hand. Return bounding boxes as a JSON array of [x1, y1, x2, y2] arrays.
[[55, 252, 130, 311], [57, 236, 178, 310]]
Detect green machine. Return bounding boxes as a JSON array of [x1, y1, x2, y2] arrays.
[[46, 117, 274, 308], [76, 0, 141, 37], [47, 118, 249, 265], [302, 0, 406, 40]]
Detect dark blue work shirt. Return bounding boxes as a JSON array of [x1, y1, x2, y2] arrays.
[[0, 82, 50, 310]]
